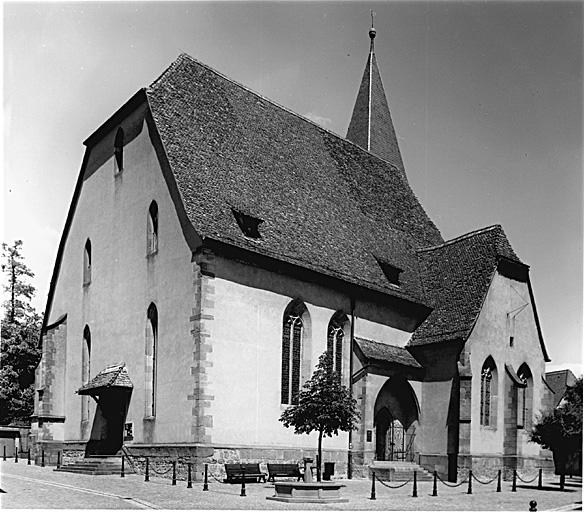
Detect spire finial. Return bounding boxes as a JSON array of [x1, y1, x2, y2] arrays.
[[369, 10, 376, 52]]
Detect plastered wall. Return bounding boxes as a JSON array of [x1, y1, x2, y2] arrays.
[[468, 271, 547, 457], [43, 112, 196, 444]]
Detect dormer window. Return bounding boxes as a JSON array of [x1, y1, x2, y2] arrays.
[[114, 128, 124, 173], [376, 258, 402, 286], [232, 209, 263, 239]]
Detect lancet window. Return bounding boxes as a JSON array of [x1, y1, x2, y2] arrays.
[[281, 300, 309, 405], [145, 303, 158, 417], [147, 201, 159, 255], [480, 357, 498, 427]]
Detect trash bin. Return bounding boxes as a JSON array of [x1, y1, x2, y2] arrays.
[[323, 462, 335, 481]]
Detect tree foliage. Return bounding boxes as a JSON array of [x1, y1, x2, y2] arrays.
[[531, 378, 582, 470], [0, 241, 42, 425], [280, 351, 360, 480]]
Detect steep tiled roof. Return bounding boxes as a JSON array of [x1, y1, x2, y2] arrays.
[[355, 337, 422, 368], [146, 54, 442, 301], [346, 50, 405, 174], [77, 363, 133, 395], [409, 225, 521, 346]]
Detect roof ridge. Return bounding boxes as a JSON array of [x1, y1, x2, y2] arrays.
[[417, 224, 503, 253], [152, 53, 409, 176]]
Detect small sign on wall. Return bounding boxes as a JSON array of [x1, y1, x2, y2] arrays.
[[124, 422, 134, 441], [366, 430, 372, 442]]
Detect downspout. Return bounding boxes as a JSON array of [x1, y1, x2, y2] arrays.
[[348, 296, 356, 479]]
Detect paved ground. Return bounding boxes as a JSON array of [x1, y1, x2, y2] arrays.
[[0, 460, 581, 510]]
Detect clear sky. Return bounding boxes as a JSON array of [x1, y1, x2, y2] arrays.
[[3, 1, 582, 374]]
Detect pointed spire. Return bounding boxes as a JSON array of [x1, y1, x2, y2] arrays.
[[346, 21, 405, 172]]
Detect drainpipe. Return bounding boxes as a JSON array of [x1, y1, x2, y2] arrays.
[[348, 297, 356, 479]]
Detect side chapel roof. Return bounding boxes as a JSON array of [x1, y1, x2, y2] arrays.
[[145, 53, 443, 303], [409, 225, 549, 362]]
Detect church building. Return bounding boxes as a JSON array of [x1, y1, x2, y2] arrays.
[[31, 27, 553, 480]]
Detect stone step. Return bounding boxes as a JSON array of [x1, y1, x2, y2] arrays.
[[369, 462, 434, 482]]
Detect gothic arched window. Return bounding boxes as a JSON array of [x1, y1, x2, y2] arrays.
[[480, 357, 498, 427], [83, 239, 92, 285], [517, 363, 533, 430], [147, 201, 159, 255], [281, 300, 309, 405], [327, 312, 348, 382], [146, 303, 158, 417], [114, 127, 124, 173]]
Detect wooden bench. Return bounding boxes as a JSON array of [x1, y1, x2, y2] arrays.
[[267, 463, 303, 482], [224, 463, 267, 483]]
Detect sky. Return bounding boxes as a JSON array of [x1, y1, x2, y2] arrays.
[[3, 1, 582, 375]]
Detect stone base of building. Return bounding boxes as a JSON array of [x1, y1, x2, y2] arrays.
[[119, 443, 352, 482], [419, 453, 555, 480]]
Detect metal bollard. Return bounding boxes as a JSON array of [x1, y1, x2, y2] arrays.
[[537, 468, 542, 490], [56, 451, 61, 469], [467, 470, 472, 494], [172, 461, 176, 486], [432, 470, 438, 496], [121, 456, 125, 478], [496, 469, 501, 492], [559, 473, 565, 491], [412, 470, 418, 498], [145, 457, 150, 482], [187, 463, 192, 488], [529, 500, 537, 512], [203, 463, 209, 491], [14, 448, 18, 463], [41, 449, 45, 467], [370, 471, 376, 500], [3, 446, 6, 461], [28, 448, 31, 465], [512, 470, 517, 492], [240, 473, 246, 497]]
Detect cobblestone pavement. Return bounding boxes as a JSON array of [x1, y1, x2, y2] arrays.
[[0, 460, 581, 510]]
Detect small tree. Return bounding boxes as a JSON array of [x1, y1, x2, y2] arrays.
[[0, 241, 42, 425], [531, 378, 582, 479], [280, 351, 360, 481]]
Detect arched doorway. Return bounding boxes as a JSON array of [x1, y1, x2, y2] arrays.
[[374, 377, 419, 461]]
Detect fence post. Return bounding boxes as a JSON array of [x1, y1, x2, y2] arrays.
[[537, 469, 542, 490], [412, 470, 418, 498], [56, 451, 61, 469], [432, 470, 438, 496], [203, 463, 209, 491], [496, 470, 501, 492], [41, 449, 45, 467], [370, 471, 376, 500], [14, 448, 18, 463], [172, 461, 176, 486], [145, 457, 150, 482], [187, 463, 192, 488], [512, 470, 517, 492], [467, 470, 472, 494], [529, 500, 538, 512], [28, 448, 31, 465], [240, 472, 246, 497], [121, 455, 125, 478]]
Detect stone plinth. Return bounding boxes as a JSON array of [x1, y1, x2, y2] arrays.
[[266, 482, 348, 503]]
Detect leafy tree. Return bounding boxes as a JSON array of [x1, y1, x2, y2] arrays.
[[531, 377, 582, 478], [280, 351, 360, 481], [0, 241, 42, 425]]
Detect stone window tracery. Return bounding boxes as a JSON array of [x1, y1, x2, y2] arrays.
[[281, 300, 310, 405], [480, 357, 497, 427]]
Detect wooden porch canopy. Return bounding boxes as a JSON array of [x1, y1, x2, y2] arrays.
[[352, 337, 425, 383], [77, 362, 133, 396]]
